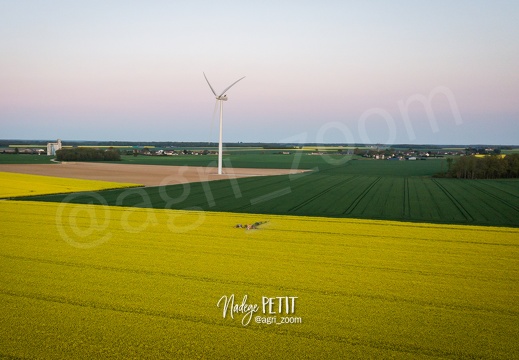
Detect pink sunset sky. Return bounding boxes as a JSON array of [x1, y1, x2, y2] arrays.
[[1, 1, 518, 144]]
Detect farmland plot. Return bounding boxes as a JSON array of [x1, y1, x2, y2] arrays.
[[0, 200, 518, 359], [0, 171, 141, 198]]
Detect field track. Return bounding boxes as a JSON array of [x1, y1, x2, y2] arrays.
[[0, 163, 304, 187]]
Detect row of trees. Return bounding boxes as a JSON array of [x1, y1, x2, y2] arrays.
[[56, 148, 121, 162], [443, 154, 519, 179]]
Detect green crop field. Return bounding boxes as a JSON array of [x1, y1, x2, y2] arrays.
[[117, 152, 344, 169], [1, 200, 518, 359], [28, 159, 519, 227], [0, 151, 349, 169], [0, 154, 55, 164]]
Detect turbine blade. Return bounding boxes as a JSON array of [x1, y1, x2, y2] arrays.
[[203, 72, 217, 96], [219, 76, 245, 97]]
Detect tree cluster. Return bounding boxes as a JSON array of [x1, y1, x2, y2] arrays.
[[56, 148, 121, 162], [443, 154, 519, 179]]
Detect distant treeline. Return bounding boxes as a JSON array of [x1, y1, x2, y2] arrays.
[[442, 154, 519, 179], [56, 148, 121, 162]]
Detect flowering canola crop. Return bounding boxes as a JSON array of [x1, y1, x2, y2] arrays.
[[0, 171, 141, 198], [0, 200, 517, 359]]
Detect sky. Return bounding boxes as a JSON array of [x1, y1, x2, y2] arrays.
[[1, 0, 518, 145]]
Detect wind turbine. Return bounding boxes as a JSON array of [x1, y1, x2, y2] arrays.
[[203, 72, 245, 175]]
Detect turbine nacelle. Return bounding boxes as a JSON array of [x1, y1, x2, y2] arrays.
[[203, 72, 245, 100]]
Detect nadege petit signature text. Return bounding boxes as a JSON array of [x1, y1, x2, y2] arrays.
[[217, 294, 298, 326]]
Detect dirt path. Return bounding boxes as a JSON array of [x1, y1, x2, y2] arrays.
[[0, 162, 305, 187]]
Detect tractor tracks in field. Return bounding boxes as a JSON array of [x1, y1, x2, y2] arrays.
[[3, 253, 517, 317], [472, 181, 519, 212], [480, 180, 519, 199], [1, 252, 516, 359], [342, 177, 382, 215], [287, 176, 360, 212], [431, 179, 473, 222], [403, 177, 410, 218]]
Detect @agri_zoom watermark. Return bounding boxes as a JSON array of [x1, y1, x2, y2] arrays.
[[217, 294, 301, 326]]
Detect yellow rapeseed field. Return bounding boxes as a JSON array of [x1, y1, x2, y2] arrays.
[[0, 199, 518, 359], [0, 171, 142, 198]]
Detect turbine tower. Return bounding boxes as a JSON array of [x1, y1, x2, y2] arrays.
[[203, 72, 245, 175]]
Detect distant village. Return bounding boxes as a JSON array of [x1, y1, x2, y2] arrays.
[[307, 146, 503, 161], [353, 146, 502, 161]]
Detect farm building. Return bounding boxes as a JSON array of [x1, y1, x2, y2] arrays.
[[47, 139, 62, 156]]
